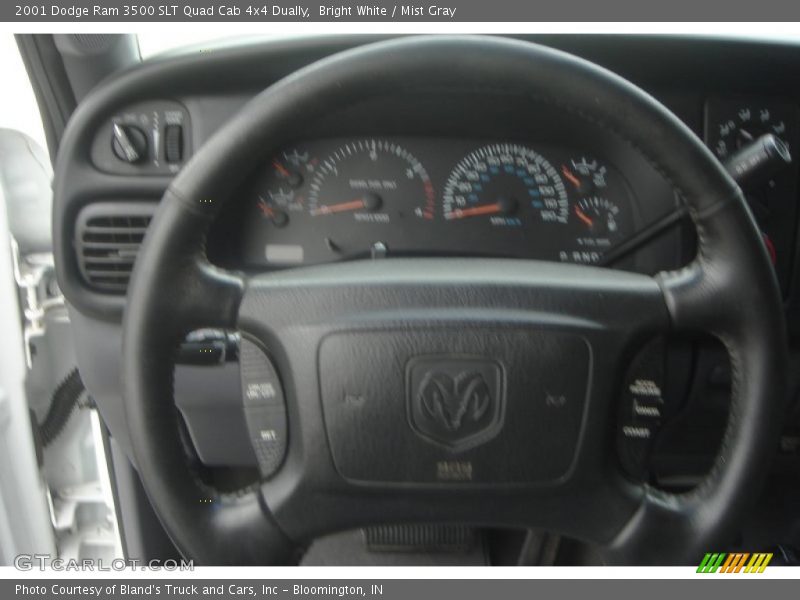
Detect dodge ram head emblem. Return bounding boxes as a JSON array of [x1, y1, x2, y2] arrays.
[[407, 357, 505, 450]]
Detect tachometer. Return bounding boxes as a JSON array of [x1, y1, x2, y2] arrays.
[[442, 143, 569, 226], [306, 139, 435, 223]]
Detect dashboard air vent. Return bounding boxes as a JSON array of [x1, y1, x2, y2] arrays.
[[75, 202, 156, 294]]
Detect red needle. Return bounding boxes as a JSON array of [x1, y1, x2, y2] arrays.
[[257, 199, 274, 218], [446, 202, 503, 220], [574, 206, 594, 228], [561, 165, 582, 190], [310, 198, 366, 216], [273, 161, 290, 177]]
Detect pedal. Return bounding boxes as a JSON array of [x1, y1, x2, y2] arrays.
[[363, 524, 476, 553]]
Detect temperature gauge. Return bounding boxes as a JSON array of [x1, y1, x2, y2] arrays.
[[561, 157, 608, 195]]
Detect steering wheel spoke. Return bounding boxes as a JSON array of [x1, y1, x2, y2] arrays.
[[657, 198, 780, 340], [181, 258, 245, 330]]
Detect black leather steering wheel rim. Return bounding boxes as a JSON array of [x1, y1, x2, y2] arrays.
[[122, 35, 788, 565]]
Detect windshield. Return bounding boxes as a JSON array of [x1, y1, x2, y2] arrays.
[[137, 32, 309, 59], [137, 26, 800, 60]]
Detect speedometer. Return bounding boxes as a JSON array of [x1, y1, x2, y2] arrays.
[[442, 143, 569, 227]]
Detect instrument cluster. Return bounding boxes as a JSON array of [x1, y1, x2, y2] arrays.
[[236, 137, 639, 268]]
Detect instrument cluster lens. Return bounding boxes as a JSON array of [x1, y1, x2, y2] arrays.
[[239, 138, 635, 268]]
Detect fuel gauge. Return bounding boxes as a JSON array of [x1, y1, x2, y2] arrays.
[[567, 196, 628, 264]]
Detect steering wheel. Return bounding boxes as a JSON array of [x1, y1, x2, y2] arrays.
[[122, 36, 787, 565]]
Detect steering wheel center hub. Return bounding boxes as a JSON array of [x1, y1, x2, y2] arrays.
[[319, 327, 590, 484]]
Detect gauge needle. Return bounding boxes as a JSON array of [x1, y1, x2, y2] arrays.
[[561, 165, 582, 189], [574, 206, 594, 228], [446, 202, 504, 220], [273, 161, 290, 177], [310, 198, 366, 216], [258, 198, 274, 218]]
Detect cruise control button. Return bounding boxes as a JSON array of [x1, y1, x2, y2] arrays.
[[239, 338, 288, 477], [243, 405, 288, 477], [617, 339, 666, 478], [239, 339, 285, 408]]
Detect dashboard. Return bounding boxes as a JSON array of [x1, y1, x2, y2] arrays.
[[236, 137, 637, 268]]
